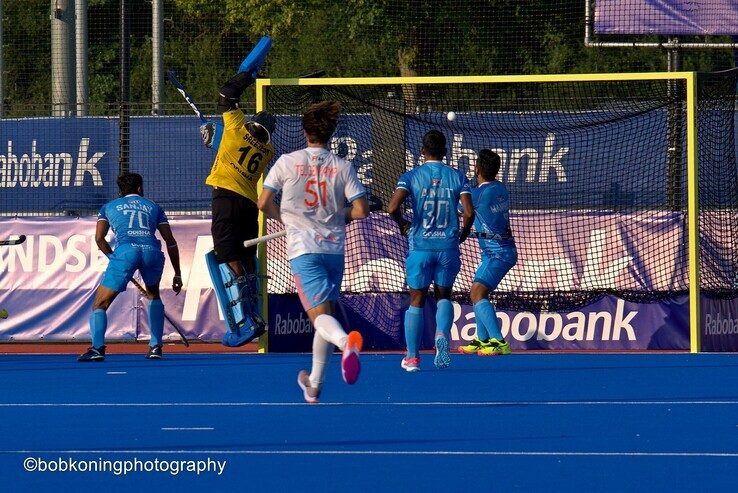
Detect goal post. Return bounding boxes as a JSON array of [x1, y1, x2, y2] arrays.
[[254, 72, 737, 353]]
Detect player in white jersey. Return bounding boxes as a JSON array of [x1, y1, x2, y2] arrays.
[[258, 101, 372, 403]]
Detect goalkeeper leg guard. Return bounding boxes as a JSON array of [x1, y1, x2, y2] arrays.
[[205, 250, 265, 347]]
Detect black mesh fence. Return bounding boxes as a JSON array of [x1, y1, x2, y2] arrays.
[[696, 70, 738, 298]]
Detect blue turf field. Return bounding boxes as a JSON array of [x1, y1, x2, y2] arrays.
[[0, 352, 737, 491]]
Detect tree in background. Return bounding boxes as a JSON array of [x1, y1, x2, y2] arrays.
[[1, 0, 734, 116]]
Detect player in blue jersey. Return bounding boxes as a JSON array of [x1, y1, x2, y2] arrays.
[[458, 150, 517, 356], [78, 173, 182, 362], [387, 130, 475, 372]]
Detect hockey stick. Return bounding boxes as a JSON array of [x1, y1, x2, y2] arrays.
[[243, 230, 286, 248], [0, 235, 26, 246], [242, 195, 383, 249], [130, 278, 190, 347], [299, 69, 326, 78], [166, 70, 207, 123]]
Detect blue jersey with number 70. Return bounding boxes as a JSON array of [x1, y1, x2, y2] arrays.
[[97, 194, 168, 248], [396, 161, 471, 251]]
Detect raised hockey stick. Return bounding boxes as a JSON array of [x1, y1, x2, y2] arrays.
[[166, 70, 207, 123]]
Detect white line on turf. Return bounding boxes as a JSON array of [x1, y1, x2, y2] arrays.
[[3, 450, 738, 457], [106, 372, 127, 375], [161, 426, 215, 431], [0, 400, 737, 407]]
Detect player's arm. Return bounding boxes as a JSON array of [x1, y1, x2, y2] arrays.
[[157, 223, 183, 294], [257, 188, 282, 223], [258, 159, 285, 222], [387, 188, 411, 235], [343, 165, 369, 223], [345, 196, 369, 223], [95, 220, 113, 257], [459, 192, 475, 243], [219, 72, 254, 115]]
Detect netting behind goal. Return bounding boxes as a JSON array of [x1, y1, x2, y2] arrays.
[[261, 72, 738, 313]]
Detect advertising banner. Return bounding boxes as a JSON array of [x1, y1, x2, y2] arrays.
[[0, 217, 224, 342], [595, 0, 738, 35], [701, 295, 738, 351], [268, 293, 690, 352], [0, 117, 119, 214], [0, 214, 696, 349], [1, 110, 714, 213]]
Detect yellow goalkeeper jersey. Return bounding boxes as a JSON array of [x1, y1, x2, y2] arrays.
[[205, 109, 275, 203]]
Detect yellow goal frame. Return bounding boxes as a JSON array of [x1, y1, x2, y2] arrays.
[[255, 72, 700, 353]]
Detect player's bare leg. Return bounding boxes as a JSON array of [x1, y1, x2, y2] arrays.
[[297, 302, 362, 403]]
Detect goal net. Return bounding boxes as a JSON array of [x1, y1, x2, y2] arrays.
[[259, 72, 738, 321]]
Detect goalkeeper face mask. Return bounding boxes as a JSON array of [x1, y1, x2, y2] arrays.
[[249, 111, 276, 142]]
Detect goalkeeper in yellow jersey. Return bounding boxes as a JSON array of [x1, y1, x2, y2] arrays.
[[203, 61, 277, 347]]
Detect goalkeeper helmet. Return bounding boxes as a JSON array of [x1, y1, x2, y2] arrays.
[[250, 111, 276, 139]]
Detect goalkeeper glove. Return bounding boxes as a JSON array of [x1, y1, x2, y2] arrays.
[[200, 121, 215, 148]]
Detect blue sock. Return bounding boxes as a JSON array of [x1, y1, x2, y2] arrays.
[[90, 309, 107, 348], [435, 299, 453, 340], [473, 300, 490, 341], [474, 299, 502, 340], [404, 306, 424, 358], [148, 299, 164, 347]]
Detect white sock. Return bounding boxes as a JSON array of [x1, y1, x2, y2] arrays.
[[313, 314, 348, 350], [309, 332, 333, 389]]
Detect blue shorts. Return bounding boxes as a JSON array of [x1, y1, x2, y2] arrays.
[[406, 249, 461, 290], [474, 249, 517, 290], [102, 244, 165, 292], [290, 253, 344, 311]]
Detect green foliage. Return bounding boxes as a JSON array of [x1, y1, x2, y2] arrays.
[[1, 0, 735, 116]]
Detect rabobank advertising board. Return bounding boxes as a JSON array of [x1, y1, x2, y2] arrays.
[[0, 118, 119, 212], [1, 112, 737, 212], [0, 215, 721, 352], [1, 115, 737, 350], [0, 116, 214, 214]]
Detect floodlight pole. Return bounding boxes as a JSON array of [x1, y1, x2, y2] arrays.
[[76, 0, 89, 116], [152, 0, 163, 115], [51, 0, 75, 117], [119, 0, 130, 174]]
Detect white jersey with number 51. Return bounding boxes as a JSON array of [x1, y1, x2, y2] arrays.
[[263, 147, 366, 260]]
